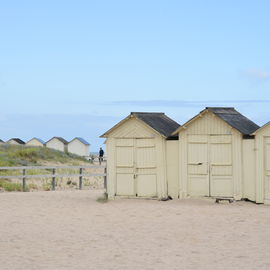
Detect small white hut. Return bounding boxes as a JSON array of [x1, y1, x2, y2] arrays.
[[46, 137, 68, 152], [26, 138, 45, 147], [172, 107, 259, 200], [251, 122, 270, 204], [67, 137, 90, 157], [100, 112, 180, 199], [7, 138, 25, 145]]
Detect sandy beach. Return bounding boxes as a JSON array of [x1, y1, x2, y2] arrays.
[[0, 190, 270, 270]]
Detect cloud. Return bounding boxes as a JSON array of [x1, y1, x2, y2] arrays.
[[242, 68, 270, 80], [112, 99, 270, 107]]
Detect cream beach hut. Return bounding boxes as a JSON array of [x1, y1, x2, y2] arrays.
[[26, 138, 45, 147], [67, 137, 90, 157], [7, 138, 25, 145], [172, 107, 259, 200], [46, 137, 68, 152], [251, 122, 270, 204], [100, 112, 180, 199]]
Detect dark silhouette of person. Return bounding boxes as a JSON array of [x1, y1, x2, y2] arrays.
[[99, 147, 104, 165]]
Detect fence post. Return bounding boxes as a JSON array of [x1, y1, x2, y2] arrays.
[[104, 167, 107, 190], [52, 168, 56, 191], [79, 168, 83, 190], [22, 169, 26, 192]]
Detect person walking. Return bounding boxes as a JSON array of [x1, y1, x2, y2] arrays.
[[99, 147, 104, 165]]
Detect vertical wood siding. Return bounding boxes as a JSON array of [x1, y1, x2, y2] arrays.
[[166, 140, 179, 199], [242, 139, 256, 201], [178, 111, 242, 200], [105, 118, 167, 199], [186, 112, 232, 135], [254, 123, 270, 203]]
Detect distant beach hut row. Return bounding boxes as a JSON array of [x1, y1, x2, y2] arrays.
[[0, 137, 90, 157]]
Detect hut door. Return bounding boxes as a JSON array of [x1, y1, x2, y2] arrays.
[[115, 139, 135, 196], [187, 135, 233, 197], [187, 135, 209, 196], [135, 138, 157, 197], [115, 138, 157, 197], [264, 137, 270, 200], [209, 135, 233, 197]]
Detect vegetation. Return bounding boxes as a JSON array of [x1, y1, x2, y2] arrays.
[[0, 144, 94, 192], [0, 179, 24, 192], [0, 144, 90, 167], [96, 192, 108, 203]]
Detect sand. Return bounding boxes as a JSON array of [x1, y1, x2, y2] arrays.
[[0, 190, 270, 270]]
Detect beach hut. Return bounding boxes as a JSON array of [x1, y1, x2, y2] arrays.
[[26, 138, 45, 147], [7, 138, 25, 145], [252, 122, 270, 204], [100, 112, 180, 199], [67, 137, 90, 157], [172, 107, 259, 200], [46, 137, 68, 152]]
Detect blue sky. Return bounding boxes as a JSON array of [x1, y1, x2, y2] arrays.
[[0, 0, 270, 151]]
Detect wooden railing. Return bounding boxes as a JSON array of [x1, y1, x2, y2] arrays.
[[0, 165, 107, 191]]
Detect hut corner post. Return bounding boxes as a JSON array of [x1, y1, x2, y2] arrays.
[[104, 167, 107, 193]]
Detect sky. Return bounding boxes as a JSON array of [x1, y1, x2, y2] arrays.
[[0, 0, 270, 151]]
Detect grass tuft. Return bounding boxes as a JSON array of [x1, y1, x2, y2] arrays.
[[0, 179, 25, 192], [0, 144, 92, 167], [96, 192, 108, 203]]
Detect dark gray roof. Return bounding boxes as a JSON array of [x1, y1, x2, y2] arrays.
[[206, 107, 260, 135], [9, 138, 25, 144], [72, 137, 90, 145], [131, 112, 180, 137], [47, 137, 68, 145]]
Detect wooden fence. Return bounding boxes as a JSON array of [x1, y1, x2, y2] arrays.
[[0, 165, 107, 191]]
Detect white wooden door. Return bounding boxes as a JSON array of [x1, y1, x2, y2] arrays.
[[115, 139, 135, 196], [136, 138, 157, 197], [264, 137, 270, 200], [187, 135, 233, 197], [209, 135, 233, 197], [187, 135, 209, 196], [115, 138, 157, 197]]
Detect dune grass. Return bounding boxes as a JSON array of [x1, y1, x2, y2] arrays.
[[0, 179, 24, 191], [0, 144, 94, 192], [0, 144, 90, 167]]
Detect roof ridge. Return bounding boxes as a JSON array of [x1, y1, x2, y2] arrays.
[[71, 137, 90, 145], [101, 112, 180, 138], [46, 137, 68, 144], [131, 112, 165, 115], [206, 107, 235, 109]]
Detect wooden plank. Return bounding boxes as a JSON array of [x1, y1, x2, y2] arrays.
[[0, 165, 106, 170], [52, 168, 56, 191], [79, 168, 83, 190], [22, 169, 26, 192], [0, 173, 106, 179], [104, 167, 107, 190]]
